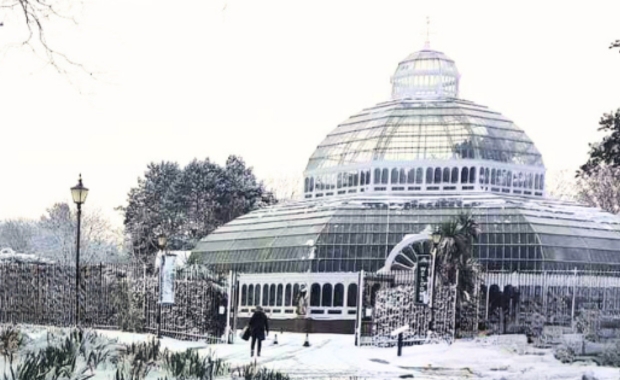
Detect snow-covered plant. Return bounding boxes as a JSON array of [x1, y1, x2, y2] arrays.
[[576, 309, 601, 342], [600, 340, 620, 367], [115, 337, 161, 380], [554, 344, 575, 363], [161, 348, 228, 380]]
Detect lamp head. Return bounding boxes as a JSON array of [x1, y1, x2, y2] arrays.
[[70, 174, 89, 205]]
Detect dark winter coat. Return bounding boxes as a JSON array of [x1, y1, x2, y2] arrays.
[[248, 310, 269, 340]]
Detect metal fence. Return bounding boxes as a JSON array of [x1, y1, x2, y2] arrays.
[[0, 262, 228, 342]]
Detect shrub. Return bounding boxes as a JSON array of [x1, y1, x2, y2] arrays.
[[554, 344, 575, 364], [161, 348, 228, 380]]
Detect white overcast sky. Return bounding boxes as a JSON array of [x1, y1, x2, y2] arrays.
[[0, 0, 618, 227]]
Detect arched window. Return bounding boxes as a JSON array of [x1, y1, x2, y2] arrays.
[[293, 284, 300, 305], [334, 284, 344, 307], [269, 284, 276, 306], [442, 167, 450, 183], [351, 172, 357, 187], [491, 169, 496, 185], [399, 168, 406, 184], [374, 169, 381, 184], [276, 284, 283, 306], [248, 284, 254, 306], [426, 168, 433, 184], [434, 168, 442, 183], [366, 170, 371, 185], [461, 167, 469, 184], [540, 174, 545, 190], [262, 285, 269, 306], [513, 172, 518, 187], [304, 178, 309, 193], [241, 285, 247, 306], [254, 285, 261, 307], [342, 173, 348, 188], [380, 168, 387, 184], [416, 168, 423, 184], [310, 283, 321, 307], [479, 167, 484, 184], [309, 177, 314, 192], [501, 170, 507, 186], [451, 167, 459, 183], [528, 173, 533, 189], [507, 171, 512, 187], [322, 283, 333, 307], [337, 173, 342, 189], [285, 284, 292, 306], [407, 168, 415, 184], [360, 171, 365, 186], [347, 284, 357, 307], [391, 168, 399, 184], [535, 174, 540, 190], [469, 167, 476, 183], [485, 168, 490, 184]]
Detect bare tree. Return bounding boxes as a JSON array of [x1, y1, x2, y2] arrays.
[[0, 219, 36, 253], [575, 166, 620, 214], [546, 169, 579, 202]]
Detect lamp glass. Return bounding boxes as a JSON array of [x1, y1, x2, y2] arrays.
[[70, 179, 89, 205], [431, 231, 442, 244], [158, 236, 167, 249]]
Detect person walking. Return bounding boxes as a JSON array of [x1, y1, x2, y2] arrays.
[[248, 305, 269, 358]]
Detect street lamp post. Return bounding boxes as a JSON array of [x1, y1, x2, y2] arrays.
[[429, 228, 442, 333], [157, 235, 167, 339], [70, 174, 89, 326]]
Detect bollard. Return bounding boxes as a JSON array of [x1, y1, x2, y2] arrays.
[[303, 333, 310, 347], [397, 332, 403, 357], [273, 334, 278, 344]]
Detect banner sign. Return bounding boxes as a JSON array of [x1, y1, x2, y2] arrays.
[[415, 255, 431, 305], [160, 254, 176, 305]]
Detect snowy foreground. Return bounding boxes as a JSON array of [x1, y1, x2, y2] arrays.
[[8, 328, 620, 380]]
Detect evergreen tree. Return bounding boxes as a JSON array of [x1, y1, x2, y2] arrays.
[[579, 109, 620, 177]]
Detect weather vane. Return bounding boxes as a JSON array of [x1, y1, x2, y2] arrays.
[[421, 16, 436, 49]]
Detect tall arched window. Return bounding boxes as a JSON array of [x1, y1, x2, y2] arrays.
[[337, 173, 342, 189], [426, 168, 433, 184], [451, 167, 459, 183], [262, 285, 269, 306], [374, 168, 381, 184], [276, 284, 283, 306], [293, 284, 300, 305], [254, 285, 261, 307], [322, 283, 333, 307], [469, 166, 476, 183], [309, 177, 314, 192], [334, 284, 344, 307], [353, 172, 359, 186], [241, 285, 247, 306], [491, 169, 496, 185], [381, 168, 389, 184], [485, 168, 490, 184], [518, 173, 524, 188], [528, 173, 533, 189], [407, 168, 415, 184], [442, 167, 450, 183], [479, 167, 484, 184], [350, 172, 356, 187], [461, 167, 469, 184], [365, 170, 371, 185], [269, 284, 276, 306], [398, 168, 406, 184], [391, 168, 399, 184], [342, 173, 348, 188], [310, 283, 321, 307], [434, 168, 442, 183], [248, 284, 254, 306], [535, 174, 540, 190], [507, 171, 512, 187], [540, 174, 545, 190], [360, 171, 366, 186], [304, 178, 309, 193], [416, 168, 423, 184], [347, 284, 358, 307], [285, 284, 292, 306], [501, 170, 507, 186]]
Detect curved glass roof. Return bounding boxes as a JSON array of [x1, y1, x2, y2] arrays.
[[305, 99, 544, 172], [391, 49, 460, 100], [191, 193, 620, 273]]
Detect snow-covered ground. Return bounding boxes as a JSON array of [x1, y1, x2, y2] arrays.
[[9, 327, 620, 379]]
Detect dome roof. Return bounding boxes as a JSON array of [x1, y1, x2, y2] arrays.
[[391, 48, 460, 100], [305, 98, 544, 172]]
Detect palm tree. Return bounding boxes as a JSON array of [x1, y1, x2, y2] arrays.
[[436, 212, 482, 308]]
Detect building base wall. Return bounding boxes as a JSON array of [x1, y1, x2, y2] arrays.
[[236, 317, 355, 335]]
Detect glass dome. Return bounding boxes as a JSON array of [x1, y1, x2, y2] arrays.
[[305, 99, 544, 171], [391, 49, 460, 100]]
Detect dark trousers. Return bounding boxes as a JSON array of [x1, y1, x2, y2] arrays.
[[251, 334, 262, 355]]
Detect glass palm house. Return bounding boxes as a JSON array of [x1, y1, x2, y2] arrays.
[[191, 44, 620, 328]]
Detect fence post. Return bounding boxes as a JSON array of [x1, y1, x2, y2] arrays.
[[571, 267, 577, 330], [355, 270, 364, 346], [225, 270, 233, 343]]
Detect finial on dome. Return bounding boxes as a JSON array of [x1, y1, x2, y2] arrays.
[[423, 16, 431, 49]]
